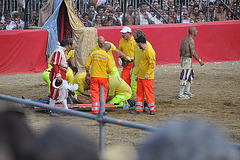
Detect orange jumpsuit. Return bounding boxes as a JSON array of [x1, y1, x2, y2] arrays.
[[135, 45, 156, 113], [85, 49, 113, 114], [118, 36, 136, 86]]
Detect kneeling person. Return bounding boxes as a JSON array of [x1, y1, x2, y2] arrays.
[[106, 75, 132, 107], [72, 72, 91, 104]]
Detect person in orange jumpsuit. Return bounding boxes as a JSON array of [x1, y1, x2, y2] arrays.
[[131, 36, 156, 115], [85, 43, 112, 114], [118, 26, 135, 86]]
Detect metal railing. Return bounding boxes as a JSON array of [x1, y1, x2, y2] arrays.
[[0, 86, 240, 153]]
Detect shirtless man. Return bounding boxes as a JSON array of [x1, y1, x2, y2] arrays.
[[178, 27, 204, 99], [214, 4, 227, 21]]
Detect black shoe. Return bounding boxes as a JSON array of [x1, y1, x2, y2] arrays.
[[150, 111, 156, 115], [130, 110, 143, 114], [49, 112, 59, 117], [143, 107, 149, 112]]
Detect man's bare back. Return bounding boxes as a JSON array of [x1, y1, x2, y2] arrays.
[[180, 36, 194, 58]]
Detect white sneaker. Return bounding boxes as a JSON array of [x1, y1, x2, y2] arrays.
[[178, 94, 190, 100], [184, 92, 195, 98]]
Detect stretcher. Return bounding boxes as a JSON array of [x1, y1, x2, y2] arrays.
[[34, 103, 117, 111]]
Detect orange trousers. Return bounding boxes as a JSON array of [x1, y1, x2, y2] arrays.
[[122, 62, 133, 86], [135, 79, 156, 112], [90, 77, 108, 114]]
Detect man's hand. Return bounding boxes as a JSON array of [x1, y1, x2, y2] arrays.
[[73, 94, 78, 101], [125, 56, 134, 61], [135, 75, 138, 81], [199, 59, 204, 66], [144, 74, 149, 80], [118, 57, 122, 65]]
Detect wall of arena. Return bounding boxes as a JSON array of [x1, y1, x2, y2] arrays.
[[0, 20, 239, 75]]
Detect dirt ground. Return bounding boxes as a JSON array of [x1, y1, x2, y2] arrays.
[[0, 61, 239, 148]]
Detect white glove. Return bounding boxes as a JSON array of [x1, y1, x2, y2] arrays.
[[130, 68, 133, 75], [144, 74, 149, 80], [135, 75, 138, 81], [73, 94, 78, 101], [125, 56, 134, 61], [118, 57, 122, 66]]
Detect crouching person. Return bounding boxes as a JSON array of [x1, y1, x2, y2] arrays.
[[106, 75, 132, 107]]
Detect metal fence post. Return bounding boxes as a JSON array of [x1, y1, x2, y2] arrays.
[[98, 86, 106, 153]]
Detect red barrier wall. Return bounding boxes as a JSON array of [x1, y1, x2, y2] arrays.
[[96, 20, 240, 66], [0, 29, 48, 75]]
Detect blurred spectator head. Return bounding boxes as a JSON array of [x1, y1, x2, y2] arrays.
[[88, 2, 96, 11], [168, 0, 175, 8], [182, 10, 189, 19], [146, 5, 150, 12], [195, 14, 202, 22], [88, 10, 95, 21], [209, 2, 214, 12], [150, 9, 155, 17], [5, 15, 12, 24], [188, 4, 192, 13], [139, 2, 147, 12], [106, 3, 112, 12], [25, 124, 99, 160], [194, 0, 200, 6], [182, 5, 187, 12], [107, 10, 114, 19], [218, 3, 225, 13], [97, 5, 105, 15], [127, 4, 134, 13], [0, 101, 34, 160], [227, 11, 233, 20], [138, 117, 239, 160], [163, 7, 169, 14], [95, 14, 101, 22], [114, 1, 120, 10], [169, 8, 176, 16], [77, 11, 82, 19], [193, 5, 200, 15], [153, 1, 160, 10]]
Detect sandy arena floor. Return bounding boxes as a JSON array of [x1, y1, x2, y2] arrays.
[[0, 61, 239, 148]]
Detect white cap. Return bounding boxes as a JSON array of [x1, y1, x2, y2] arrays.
[[120, 27, 132, 33]]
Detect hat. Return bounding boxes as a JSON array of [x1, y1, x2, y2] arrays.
[[120, 27, 132, 33]]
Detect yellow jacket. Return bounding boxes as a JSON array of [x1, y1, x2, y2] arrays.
[[136, 45, 156, 79], [91, 41, 117, 67], [85, 49, 113, 78], [132, 41, 152, 75], [118, 36, 136, 60]]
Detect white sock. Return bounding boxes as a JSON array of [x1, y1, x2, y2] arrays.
[[62, 99, 68, 110], [49, 98, 56, 107], [186, 82, 191, 93], [179, 85, 185, 96]]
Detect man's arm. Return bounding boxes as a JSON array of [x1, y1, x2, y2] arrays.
[[190, 40, 204, 66], [81, 91, 91, 96], [106, 96, 113, 102], [69, 57, 75, 66]]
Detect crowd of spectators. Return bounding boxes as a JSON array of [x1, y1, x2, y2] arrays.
[[0, 10, 38, 30], [77, 0, 240, 27], [1, 0, 239, 30]]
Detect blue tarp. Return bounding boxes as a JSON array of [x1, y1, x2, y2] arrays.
[[42, 0, 63, 58]]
